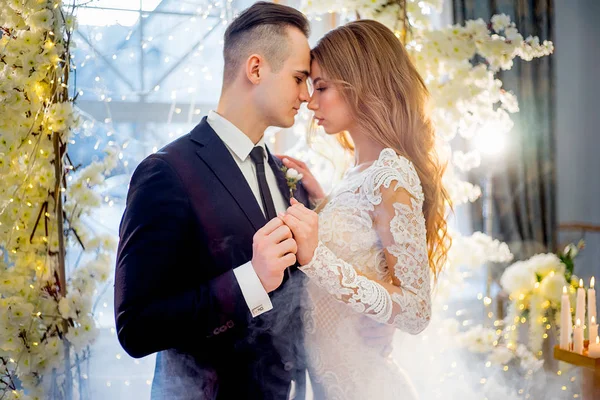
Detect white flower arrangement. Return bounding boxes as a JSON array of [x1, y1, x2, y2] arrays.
[[448, 231, 514, 270], [455, 323, 544, 373], [0, 1, 116, 398], [499, 241, 584, 355]]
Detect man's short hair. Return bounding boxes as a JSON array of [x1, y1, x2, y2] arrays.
[[222, 1, 310, 84]]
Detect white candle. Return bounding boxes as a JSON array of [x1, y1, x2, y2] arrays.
[[560, 285, 572, 350], [590, 316, 598, 343], [588, 336, 600, 358], [574, 318, 584, 354], [576, 279, 586, 329], [589, 277, 597, 330]]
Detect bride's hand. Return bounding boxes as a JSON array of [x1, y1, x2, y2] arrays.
[[277, 155, 326, 203], [278, 198, 319, 266]]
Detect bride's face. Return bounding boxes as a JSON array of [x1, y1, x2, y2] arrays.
[[307, 60, 354, 134]]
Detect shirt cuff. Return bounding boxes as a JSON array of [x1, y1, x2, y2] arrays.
[[233, 261, 273, 318]]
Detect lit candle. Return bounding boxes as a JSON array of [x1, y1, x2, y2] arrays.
[[574, 318, 584, 354], [590, 316, 598, 343], [589, 277, 597, 331], [560, 286, 572, 350], [588, 336, 600, 358], [576, 279, 586, 329]]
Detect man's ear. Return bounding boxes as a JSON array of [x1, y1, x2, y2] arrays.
[[246, 54, 262, 85]]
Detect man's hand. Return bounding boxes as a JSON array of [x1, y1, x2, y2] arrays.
[[278, 198, 318, 266], [357, 316, 395, 357], [252, 217, 298, 293]]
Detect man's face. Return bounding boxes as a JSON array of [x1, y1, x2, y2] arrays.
[[255, 26, 311, 128]]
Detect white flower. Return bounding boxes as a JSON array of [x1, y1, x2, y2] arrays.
[[16, 30, 44, 47], [504, 27, 522, 43], [564, 243, 579, 258], [26, 9, 54, 32], [58, 297, 72, 319], [65, 318, 98, 352], [46, 101, 75, 132], [1, 6, 26, 30], [286, 168, 302, 180], [491, 14, 512, 33], [488, 346, 514, 365], [0, 330, 23, 352], [88, 254, 113, 282], [525, 253, 564, 278], [539, 272, 568, 304], [64, 14, 78, 32], [500, 261, 537, 297], [443, 176, 481, 205], [458, 325, 498, 353], [464, 18, 489, 39], [452, 150, 481, 172], [85, 233, 117, 252], [448, 231, 513, 269], [499, 90, 519, 113]]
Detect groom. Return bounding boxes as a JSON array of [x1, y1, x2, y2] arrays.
[[114, 2, 395, 399], [114, 3, 314, 399]]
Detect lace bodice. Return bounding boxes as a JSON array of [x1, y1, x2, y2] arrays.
[[300, 148, 431, 334], [299, 148, 429, 400]]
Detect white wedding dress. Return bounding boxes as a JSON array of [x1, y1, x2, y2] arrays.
[[300, 148, 431, 400]]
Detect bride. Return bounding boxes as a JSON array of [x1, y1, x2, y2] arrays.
[[278, 20, 451, 399]]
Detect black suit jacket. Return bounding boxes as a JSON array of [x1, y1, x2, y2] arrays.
[[114, 117, 311, 399]]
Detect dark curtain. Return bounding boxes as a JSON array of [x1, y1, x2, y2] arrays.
[[454, 0, 556, 262]]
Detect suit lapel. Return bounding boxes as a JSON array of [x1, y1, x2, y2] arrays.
[[191, 118, 266, 231], [266, 147, 312, 208]]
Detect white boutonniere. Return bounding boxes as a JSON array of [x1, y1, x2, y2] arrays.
[[280, 166, 303, 198]]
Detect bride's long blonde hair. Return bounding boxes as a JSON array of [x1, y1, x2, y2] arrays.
[[311, 20, 451, 280]]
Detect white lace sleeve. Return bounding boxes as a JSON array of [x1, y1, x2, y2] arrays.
[[300, 149, 431, 335]]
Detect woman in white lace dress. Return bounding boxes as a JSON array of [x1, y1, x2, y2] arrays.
[[278, 20, 451, 399]]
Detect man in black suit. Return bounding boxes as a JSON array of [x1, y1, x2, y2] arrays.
[[114, 2, 315, 399]]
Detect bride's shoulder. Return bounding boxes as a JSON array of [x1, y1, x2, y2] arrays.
[[373, 148, 418, 177], [361, 148, 423, 202]]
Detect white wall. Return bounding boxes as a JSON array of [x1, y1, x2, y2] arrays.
[[554, 0, 600, 280]]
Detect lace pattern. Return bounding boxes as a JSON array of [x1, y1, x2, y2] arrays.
[[300, 148, 429, 399]]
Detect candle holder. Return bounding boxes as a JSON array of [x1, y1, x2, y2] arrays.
[[554, 341, 600, 399]]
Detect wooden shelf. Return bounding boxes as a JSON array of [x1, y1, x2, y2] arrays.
[[554, 341, 600, 370]]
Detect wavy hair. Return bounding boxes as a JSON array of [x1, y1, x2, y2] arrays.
[[311, 20, 451, 280]]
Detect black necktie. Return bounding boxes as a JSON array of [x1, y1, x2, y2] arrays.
[[250, 146, 294, 283], [250, 146, 277, 221]]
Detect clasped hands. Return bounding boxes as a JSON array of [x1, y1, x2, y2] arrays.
[[251, 154, 324, 293], [251, 199, 394, 353], [251, 197, 319, 294]]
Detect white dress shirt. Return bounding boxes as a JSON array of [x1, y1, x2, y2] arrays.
[[207, 110, 288, 318]]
